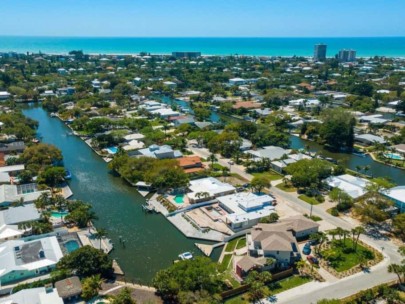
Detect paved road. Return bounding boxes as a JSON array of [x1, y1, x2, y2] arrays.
[[188, 144, 402, 303]]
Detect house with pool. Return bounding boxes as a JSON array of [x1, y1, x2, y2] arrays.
[[0, 204, 41, 242], [0, 236, 63, 285]]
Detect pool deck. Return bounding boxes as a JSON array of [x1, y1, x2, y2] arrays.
[[77, 227, 114, 254]]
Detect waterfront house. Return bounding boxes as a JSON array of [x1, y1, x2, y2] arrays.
[[0, 141, 26, 154], [382, 186, 405, 213], [217, 192, 276, 230], [150, 108, 180, 118], [0, 204, 41, 242], [354, 134, 386, 146], [236, 215, 319, 277], [0, 91, 11, 100], [187, 177, 236, 203], [133, 144, 182, 159], [245, 146, 291, 162], [0, 184, 50, 207], [324, 174, 370, 199], [0, 286, 64, 304], [392, 144, 405, 156], [177, 156, 205, 174], [0, 236, 64, 285], [163, 81, 177, 89], [271, 153, 311, 173]]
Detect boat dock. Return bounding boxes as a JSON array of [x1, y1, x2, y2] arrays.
[[77, 227, 114, 254], [112, 259, 125, 276], [61, 184, 73, 199], [195, 242, 225, 256]]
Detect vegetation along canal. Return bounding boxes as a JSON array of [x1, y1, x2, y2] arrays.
[[23, 105, 218, 284]]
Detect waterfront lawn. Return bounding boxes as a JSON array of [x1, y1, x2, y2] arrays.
[[220, 254, 233, 271], [225, 237, 243, 252], [252, 171, 283, 181], [276, 182, 297, 192], [298, 194, 322, 205], [321, 239, 374, 272], [236, 238, 246, 249], [269, 275, 312, 294]]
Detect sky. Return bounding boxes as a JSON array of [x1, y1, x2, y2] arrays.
[[0, 0, 404, 37]]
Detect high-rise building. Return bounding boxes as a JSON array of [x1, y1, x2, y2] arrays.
[[338, 49, 356, 62], [313, 44, 327, 61]]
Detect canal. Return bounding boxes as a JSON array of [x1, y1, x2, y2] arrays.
[[23, 105, 217, 284], [162, 96, 405, 184]]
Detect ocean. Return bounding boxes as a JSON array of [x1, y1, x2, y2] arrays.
[[0, 36, 404, 57]]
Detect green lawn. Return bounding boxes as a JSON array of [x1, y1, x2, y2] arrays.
[[252, 171, 283, 181], [236, 238, 247, 249], [305, 214, 322, 222], [321, 239, 374, 272], [225, 238, 241, 252], [224, 275, 311, 304], [276, 183, 297, 192], [270, 275, 312, 294], [298, 194, 322, 205], [220, 254, 233, 271]]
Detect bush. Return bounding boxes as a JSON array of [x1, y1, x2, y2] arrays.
[[315, 195, 325, 203], [330, 208, 339, 216]]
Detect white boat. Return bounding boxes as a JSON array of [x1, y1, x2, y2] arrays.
[[178, 252, 193, 260]]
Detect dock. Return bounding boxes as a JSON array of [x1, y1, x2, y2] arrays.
[[61, 184, 73, 199], [77, 227, 114, 254], [112, 259, 125, 276], [195, 242, 225, 256]]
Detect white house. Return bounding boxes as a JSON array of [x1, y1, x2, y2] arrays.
[[0, 184, 50, 207], [0, 286, 63, 304], [229, 78, 246, 86], [245, 146, 291, 162], [382, 186, 405, 213], [132, 144, 182, 159], [0, 91, 11, 100], [218, 192, 275, 230], [0, 236, 63, 285], [0, 204, 41, 242], [187, 177, 236, 203], [324, 174, 370, 199]]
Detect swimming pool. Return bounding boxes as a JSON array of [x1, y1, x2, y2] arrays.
[[106, 146, 118, 154], [384, 153, 404, 160], [64, 240, 80, 253], [174, 195, 184, 204], [51, 211, 69, 218]]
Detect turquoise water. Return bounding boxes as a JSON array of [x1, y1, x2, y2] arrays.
[[384, 153, 404, 160], [174, 195, 184, 204], [64, 240, 80, 253], [22, 105, 219, 284], [51, 211, 69, 218], [1, 37, 405, 57], [106, 146, 118, 154]]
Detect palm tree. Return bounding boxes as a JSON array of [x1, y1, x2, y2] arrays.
[[355, 165, 362, 174], [354, 226, 366, 251], [342, 229, 350, 248], [328, 229, 338, 241], [335, 227, 344, 242], [12, 197, 25, 207], [195, 192, 210, 200], [388, 264, 404, 285], [35, 192, 51, 211], [93, 228, 108, 250], [208, 153, 218, 169], [363, 165, 371, 176]]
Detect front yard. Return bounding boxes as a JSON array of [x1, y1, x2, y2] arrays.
[[298, 194, 323, 205], [252, 171, 283, 181], [321, 239, 375, 272]]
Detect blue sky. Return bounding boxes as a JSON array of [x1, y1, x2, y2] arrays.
[[0, 0, 404, 37]]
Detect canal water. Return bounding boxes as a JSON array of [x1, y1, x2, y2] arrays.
[[161, 96, 405, 184], [23, 105, 217, 284]]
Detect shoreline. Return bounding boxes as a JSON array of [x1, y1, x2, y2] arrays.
[[2, 50, 405, 59]]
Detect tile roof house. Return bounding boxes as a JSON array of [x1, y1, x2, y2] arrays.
[[177, 156, 205, 174]]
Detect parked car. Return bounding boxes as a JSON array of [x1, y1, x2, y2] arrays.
[[307, 255, 319, 264], [302, 243, 311, 255]]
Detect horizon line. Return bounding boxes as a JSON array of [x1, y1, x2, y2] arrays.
[[1, 35, 405, 39]]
